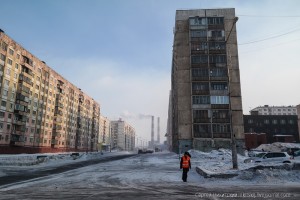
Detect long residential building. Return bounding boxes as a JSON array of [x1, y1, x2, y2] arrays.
[[250, 105, 297, 116], [0, 29, 100, 154], [168, 9, 244, 153], [110, 119, 135, 151]]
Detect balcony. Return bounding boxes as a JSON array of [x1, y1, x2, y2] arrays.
[[212, 118, 230, 123], [192, 90, 210, 95], [190, 37, 207, 42], [208, 24, 224, 30], [210, 90, 228, 96], [13, 119, 26, 126], [191, 49, 208, 55], [210, 76, 228, 81], [208, 36, 225, 41], [211, 104, 229, 109], [213, 133, 231, 138], [193, 118, 210, 123]]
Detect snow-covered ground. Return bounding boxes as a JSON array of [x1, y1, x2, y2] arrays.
[[0, 148, 299, 187]]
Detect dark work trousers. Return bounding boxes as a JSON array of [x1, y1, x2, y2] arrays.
[[182, 168, 189, 182]]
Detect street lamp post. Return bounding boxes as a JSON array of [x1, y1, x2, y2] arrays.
[[226, 17, 239, 169]]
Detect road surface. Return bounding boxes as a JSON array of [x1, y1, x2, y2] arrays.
[[0, 152, 299, 200]]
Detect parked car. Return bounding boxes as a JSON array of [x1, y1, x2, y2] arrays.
[[293, 150, 300, 161], [248, 149, 265, 157], [244, 152, 267, 163], [294, 150, 300, 157], [245, 152, 292, 164]]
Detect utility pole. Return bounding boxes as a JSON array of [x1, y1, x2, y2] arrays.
[[226, 17, 239, 169]]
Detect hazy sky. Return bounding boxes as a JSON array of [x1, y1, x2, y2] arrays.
[[1, 0, 300, 144]]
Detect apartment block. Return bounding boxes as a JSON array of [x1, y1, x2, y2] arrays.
[[250, 105, 297, 116], [168, 9, 244, 153], [0, 29, 100, 154], [99, 115, 111, 151], [110, 119, 135, 151], [244, 114, 299, 144]]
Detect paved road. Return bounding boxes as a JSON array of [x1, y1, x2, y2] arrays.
[[0, 153, 299, 200]]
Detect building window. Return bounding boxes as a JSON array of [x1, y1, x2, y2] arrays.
[[210, 96, 229, 104], [190, 17, 207, 25], [209, 42, 226, 50], [264, 119, 269, 124], [0, 123, 3, 129], [2, 90, 8, 96], [210, 68, 227, 77], [7, 124, 10, 131], [208, 30, 224, 38], [192, 96, 210, 104], [1, 101, 6, 107], [272, 119, 278, 124], [9, 48, 14, 56], [191, 42, 207, 51], [0, 54, 5, 61], [1, 42, 7, 51], [0, 112, 4, 118], [207, 17, 224, 25], [209, 55, 226, 63], [211, 82, 227, 90], [190, 30, 207, 38], [7, 58, 13, 65], [248, 119, 253, 124], [213, 124, 230, 134], [192, 82, 209, 91], [191, 55, 208, 64], [193, 124, 211, 138], [280, 119, 286, 124], [4, 79, 9, 86]]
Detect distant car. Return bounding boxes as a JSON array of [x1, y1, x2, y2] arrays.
[[245, 152, 292, 164], [138, 149, 154, 154]]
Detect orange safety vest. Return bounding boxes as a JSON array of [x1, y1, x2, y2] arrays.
[[182, 156, 190, 169]]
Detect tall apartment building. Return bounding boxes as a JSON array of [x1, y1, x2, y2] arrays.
[[250, 105, 297, 115], [110, 119, 135, 151], [0, 29, 100, 154], [99, 115, 111, 151], [168, 9, 244, 153]]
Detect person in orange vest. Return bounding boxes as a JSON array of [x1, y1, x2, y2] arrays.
[[180, 151, 191, 182]]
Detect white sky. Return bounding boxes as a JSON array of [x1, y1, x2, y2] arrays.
[[1, 0, 300, 143]]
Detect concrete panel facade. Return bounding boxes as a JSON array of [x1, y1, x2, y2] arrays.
[[168, 9, 244, 153]]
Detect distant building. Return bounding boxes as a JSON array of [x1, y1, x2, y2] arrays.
[[110, 119, 135, 151], [244, 114, 299, 144], [168, 8, 244, 153], [250, 105, 297, 116], [99, 115, 111, 151], [0, 29, 100, 154]]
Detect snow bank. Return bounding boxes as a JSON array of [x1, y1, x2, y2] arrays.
[[254, 142, 300, 152]]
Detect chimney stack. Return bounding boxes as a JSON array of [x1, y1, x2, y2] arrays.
[[151, 116, 154, 148], [157, 117, 160, 144]]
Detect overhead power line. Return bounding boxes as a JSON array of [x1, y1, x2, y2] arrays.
[[237, 14, 300, 18], [239, 38, 300, 55], [239, 28, 300, 45]]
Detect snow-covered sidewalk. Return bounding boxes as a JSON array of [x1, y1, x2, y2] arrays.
[[0, 149, 299, 186]]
